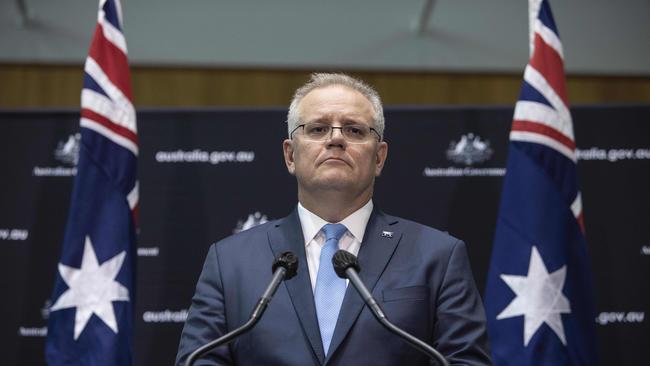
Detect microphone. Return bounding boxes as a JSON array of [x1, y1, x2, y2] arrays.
[[184, 251, 298, 366], [332, 250, 449, 366]]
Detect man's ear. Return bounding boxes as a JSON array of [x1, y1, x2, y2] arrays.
[[283, 139, 296, 175], [374, 141, 388, 177]]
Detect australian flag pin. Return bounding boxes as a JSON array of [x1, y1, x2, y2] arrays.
[[381, 231, 393, 238]]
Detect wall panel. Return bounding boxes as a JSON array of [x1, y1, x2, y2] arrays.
[[1, 64, 649, 108]]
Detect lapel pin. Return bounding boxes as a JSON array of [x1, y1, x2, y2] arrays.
[[381, 231, 394, 238]]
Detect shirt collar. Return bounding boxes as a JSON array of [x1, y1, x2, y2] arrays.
[[297, 199, 374, 246]]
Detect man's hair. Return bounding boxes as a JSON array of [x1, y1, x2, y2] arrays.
[[287, 73, 385, 139]]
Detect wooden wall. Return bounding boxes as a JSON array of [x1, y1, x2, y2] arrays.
[[1, 64, 649, 108]]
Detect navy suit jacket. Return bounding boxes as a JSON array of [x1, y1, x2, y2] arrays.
[[176, 209, 491, 365]]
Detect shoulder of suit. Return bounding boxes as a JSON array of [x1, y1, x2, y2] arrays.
[[210, 218, 282, 249], [379, 211, 462, 245]]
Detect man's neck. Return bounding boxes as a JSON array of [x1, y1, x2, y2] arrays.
[[298, 188, 373, 223]]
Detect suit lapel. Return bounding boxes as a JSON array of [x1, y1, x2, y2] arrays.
[[325, 210, 401, 362], [267, 209, 326, 364]]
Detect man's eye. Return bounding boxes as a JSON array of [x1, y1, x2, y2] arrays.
[[307, 125, 328, 134], [345, 126, 367, 137]]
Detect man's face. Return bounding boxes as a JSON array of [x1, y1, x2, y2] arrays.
[[283, 85, 388, 198]]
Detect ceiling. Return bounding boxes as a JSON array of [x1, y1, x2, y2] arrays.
[[1, 0, 648, 75]]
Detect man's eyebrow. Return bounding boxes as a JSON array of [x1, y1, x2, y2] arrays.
[[340, 119, 366, 125], [307, 117, 329, 124], [306, 116, 367, 125]]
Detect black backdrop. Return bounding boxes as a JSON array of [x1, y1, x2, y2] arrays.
[[1, 105, 648, 365]]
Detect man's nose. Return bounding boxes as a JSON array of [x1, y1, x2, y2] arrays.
[[328, 127, 346, 141], [330, 127, 344, 138]]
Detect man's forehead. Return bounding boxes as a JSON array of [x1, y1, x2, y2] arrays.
[[301, 84, 367, 101], [303, 112, 369, 125], [298, 85, 374, 118]]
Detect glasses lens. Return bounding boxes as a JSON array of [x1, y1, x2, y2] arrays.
[[342, 125, 370, 142], [300, 123, 375, 143], [303, 123, 331, 139]]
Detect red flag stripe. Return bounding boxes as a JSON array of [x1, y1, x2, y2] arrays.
[[131, 204, 139, 226], [512, 119, 576, 151], [530, 33, 568, 107], [88, 24, 133, 101], [576, 212, 585, 234], [81, 108, 138, 145]]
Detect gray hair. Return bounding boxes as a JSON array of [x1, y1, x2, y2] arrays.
[[287, 73, 385, 139]]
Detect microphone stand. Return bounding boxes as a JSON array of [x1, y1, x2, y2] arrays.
[[184, 252, 297, 366], [333, 250, 449, 366]]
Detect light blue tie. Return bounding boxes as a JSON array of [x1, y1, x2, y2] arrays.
[[314, 223, 348, 356]]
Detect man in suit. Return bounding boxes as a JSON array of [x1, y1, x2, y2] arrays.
[[176, 73, 491, 365]]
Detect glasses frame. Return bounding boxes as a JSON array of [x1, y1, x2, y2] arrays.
[[290, 123, 382, 143]]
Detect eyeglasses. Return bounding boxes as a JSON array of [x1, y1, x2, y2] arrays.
[[290, 122, 381, 143]]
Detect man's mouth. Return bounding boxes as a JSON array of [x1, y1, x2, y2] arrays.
[[319, 157, 351, 167], [322, 157, 346, 163]]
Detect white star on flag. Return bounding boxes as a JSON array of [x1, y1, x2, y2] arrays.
[[496, 246, 571, 346], [50, 236, 130, 339]]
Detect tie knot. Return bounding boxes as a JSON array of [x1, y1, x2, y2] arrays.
[[322, 223, 347, 242]]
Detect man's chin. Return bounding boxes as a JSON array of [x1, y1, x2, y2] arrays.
[[303, 176, 356, 192], [320, 158, 350, 167]]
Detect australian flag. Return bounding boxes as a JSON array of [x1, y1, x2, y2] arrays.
[[45, 0, 138, 365], [484, 0, 598, 365]]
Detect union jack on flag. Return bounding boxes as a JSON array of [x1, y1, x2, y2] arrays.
[[485, 0, 598, 365], [46, 0, 138, 365]]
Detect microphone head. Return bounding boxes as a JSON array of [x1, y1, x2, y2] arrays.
[[272, 251, 298, 280], [332, 250, 360, 279]]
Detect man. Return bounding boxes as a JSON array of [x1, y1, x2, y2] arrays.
[[176, 73, 491, 365]]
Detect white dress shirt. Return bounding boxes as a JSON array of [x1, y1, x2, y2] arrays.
[[297, 200, 374, 291]]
